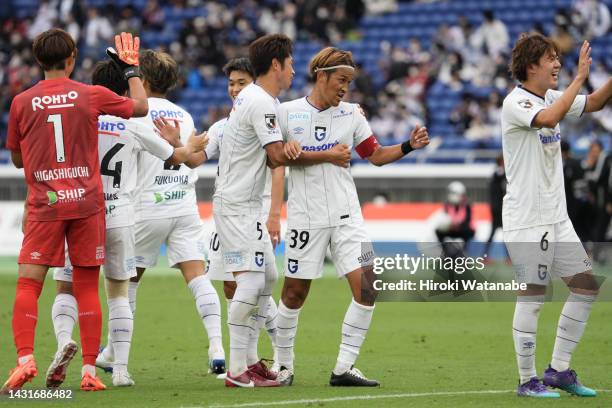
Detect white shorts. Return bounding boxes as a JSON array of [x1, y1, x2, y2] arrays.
[[504, 219, 592, 285], [284, 221, 374, 280], [53, 226, 137, 282], [213, 212, 271, 273], [135, 214, 206, 269]]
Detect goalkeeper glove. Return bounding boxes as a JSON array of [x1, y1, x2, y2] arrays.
[[106, 32, 140, 80]]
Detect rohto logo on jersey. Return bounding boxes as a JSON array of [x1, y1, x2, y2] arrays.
[[265, 114, 276, 129]]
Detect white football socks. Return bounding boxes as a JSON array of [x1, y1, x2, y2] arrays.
[[188, 275, 223, 351], [333, 298, 374, 375], [275, 300, 301, 370], [551, 292, 596, 372], [228, 272, 264, 375], [107, 297, 133, 369], [513, 295, 544, 384], [52, 293, 78, 350], [128, 281, 139, 316]]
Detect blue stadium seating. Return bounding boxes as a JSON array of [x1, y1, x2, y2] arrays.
[[7, 0, 611, 161]]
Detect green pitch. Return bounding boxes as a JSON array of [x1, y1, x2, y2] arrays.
[[0, 256, 610, 407]]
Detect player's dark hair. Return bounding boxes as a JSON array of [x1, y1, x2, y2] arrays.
[[223, 57, 255, 79], [510, 33, 560, 82], [248, 34, 293, 77], [92, 60, 129, 96], [308, 47, 355, 80], [139, 49, 178, 94], [32, 28, 76, 71]]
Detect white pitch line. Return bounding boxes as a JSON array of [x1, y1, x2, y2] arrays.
[[203, 389, 612, 408], [205, 389, 514, 408]]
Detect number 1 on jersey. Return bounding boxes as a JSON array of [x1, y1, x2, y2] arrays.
[[47, 114, 65, 163]]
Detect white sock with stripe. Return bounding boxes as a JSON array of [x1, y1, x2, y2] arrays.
[[551, 292, 595, 372], [333, 298, 374, 375], [513, 295, 544, 384], [52, 293, 77, 350]]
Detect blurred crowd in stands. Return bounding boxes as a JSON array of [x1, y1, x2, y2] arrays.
[[0, 0, 610, 151]]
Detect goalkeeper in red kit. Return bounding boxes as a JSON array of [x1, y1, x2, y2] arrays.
[[2, 29, 148, 393]]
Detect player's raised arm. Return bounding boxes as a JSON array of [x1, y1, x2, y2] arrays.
[[531, 40, 591, 129], [106, 32, 148, 117], [366, 125, 429, 167], [584, 77, 612, 113]]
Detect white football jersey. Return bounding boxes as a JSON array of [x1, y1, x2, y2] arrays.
[[213, 84, 282, 216], [501, 86, 586, 231], [206, 116, 273, 218], [134, 97, 199, 221], [278, 97, 373, 229], [98, 115, 174, 229]]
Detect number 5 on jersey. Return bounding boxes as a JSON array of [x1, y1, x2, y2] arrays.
[[47, 114, 66, 163]]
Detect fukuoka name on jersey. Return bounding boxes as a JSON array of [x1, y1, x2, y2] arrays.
[[501, 86, 586, 231], [134, 97, 199, 221], [98, 115, 173, 229], [213, 84, 282, 216], [206, 116, 273, 218], [278, 98, 375, 229]]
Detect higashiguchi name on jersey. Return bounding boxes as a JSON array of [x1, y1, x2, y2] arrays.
[[98, 114, 174, 229], [213, 83, 282, 216], [133, 97, 199, 221], [501, 86, 586, 231], [278, 97, 379, 229]]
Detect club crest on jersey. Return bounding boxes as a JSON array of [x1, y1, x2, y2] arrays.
[[255, 251, 264, 267], [265, 114, 276, 129], [287, 259, 299, 273], [314, 126, 327, 141], [517, 99, 533, 110]]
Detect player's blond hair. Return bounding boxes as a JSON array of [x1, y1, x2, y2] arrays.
[[308, 47, 355, 80], [139, 50, 179, 94]]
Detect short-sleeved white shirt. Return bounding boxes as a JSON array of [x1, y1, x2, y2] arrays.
[[501, 86, 586, 231], [98, 115, 174, 229], [277, 97, 373, 229], [212, 84, 283, 216], [206, 116, 273, 218], [133, 97, 199, 221]]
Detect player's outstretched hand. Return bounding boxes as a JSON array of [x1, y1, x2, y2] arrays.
[[187, 130, 209, 152], [154, 117, 182, 147], [106, 32, 140, 80], [409, 125, 429, 150], [576, 40, 592, 82], [284, 140, 302, 160], [329, 143, 351, 168]]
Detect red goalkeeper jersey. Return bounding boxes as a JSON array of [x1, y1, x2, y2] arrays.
[[7, 77, 134, 221]]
